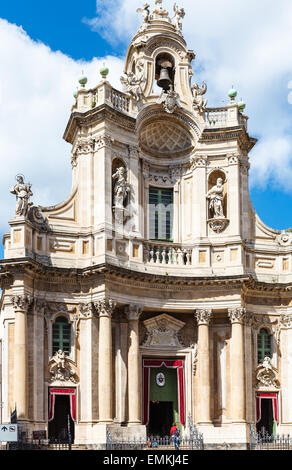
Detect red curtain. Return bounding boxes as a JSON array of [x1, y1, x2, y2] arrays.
[[142, 359, 185, 426], [49, 388, 77, 422], [256, 392, 279, 423]]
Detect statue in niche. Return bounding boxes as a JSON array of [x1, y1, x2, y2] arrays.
[[173, 3, 185, 32], [112, 167, 130, 210], [10, 174, 33, 217], [136, 3, 150, 24], [206, 177, 225, 219], [120, 62, 146, 102], [192, 81, 208, 112]]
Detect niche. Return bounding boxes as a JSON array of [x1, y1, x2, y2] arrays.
[[207, 170, 227, 220], [155, 53, 175, 92], [112, 158, 130, 225]]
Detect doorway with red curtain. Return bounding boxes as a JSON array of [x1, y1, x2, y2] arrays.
[[48, 388, 76, 443], [142, 359, 185, 436]]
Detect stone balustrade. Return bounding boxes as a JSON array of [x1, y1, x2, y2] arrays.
[[72, 81, 135, 116], [143, 241, 192, 266], [204, 108, 228, 127], [204, 106, 248, 131]]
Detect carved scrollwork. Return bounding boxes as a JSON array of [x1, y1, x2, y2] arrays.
[[255, 356, 280, 390], [195, 309, 212, 325], [11, 294, 33, 312], [94, 298, 116, 318], [48, 350, 78, 384], [228, 307, 246, 324]]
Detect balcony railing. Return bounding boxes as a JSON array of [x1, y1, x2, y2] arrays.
[[204, 108, 228, 127], [143, 241, 193, 266], [204, 106, 248, 131]]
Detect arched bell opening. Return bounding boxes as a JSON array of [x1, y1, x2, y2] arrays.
[[155, 53, 175, 92]]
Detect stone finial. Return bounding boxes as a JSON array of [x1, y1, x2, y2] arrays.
[[79, 72, 87, 88], [100, 63, 109, 80], [195, 309, 212, 325]]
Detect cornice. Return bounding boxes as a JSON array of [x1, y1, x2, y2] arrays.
[[63, 104, 136, 144], [200, 126, 257, 153], [1, 258, 291, 296]]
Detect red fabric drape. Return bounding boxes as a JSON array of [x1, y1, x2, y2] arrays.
[[142, 359, 185, 426], [49, 388, 77, 422], [256, 393, 279, 423]]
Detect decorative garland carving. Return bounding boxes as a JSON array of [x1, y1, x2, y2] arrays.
[[255, 356, 280, 391], [48, 350, 78, 384]]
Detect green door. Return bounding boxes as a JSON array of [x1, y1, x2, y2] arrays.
[[148, 366, 180, 436]]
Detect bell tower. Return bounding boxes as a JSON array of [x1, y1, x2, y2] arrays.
[[122, 0, 195, 112]]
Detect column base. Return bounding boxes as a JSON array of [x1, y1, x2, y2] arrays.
[[127, 421, 142, 426]]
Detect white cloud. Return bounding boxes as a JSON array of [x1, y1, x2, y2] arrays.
[[0, 18, 124, 235]]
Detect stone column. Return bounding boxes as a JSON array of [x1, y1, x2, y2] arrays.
[[228, 307, 246, 422], [195, 308, 212, 424], [33, 299, 45, 422], [79, 302, 98, 422], [95, 299, 115, 423], [12, 294, 32, 420], [126, 304, 143, 425]]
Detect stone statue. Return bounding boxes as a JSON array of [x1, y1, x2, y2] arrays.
[[155, 0, 163, 7], [192, 81, 208, 112], [10, 174, 33, 217], [173, 3, 185, 32], [112, 167, 130, 209], [136, 3, 150, 24], [206, 177, 225, 219], [120, 69, 146, 102]]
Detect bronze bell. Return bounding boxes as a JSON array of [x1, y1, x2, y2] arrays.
[[157, 67, 172, 91]]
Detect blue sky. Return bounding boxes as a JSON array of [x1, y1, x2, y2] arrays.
[[0, 0, 292, 263]]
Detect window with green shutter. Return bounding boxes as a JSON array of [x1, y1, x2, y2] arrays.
[[257, 328, 272, 363], [52, 316, 71, 356], [149, 187, 173, 241]]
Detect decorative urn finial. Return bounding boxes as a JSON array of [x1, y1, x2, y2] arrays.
[[228, 86, 237, 102], [79, 71, 87, 88], [100, 63, 109, 80], [238, 98, 246, 113]]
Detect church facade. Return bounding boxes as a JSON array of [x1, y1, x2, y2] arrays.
[[1, 0, 292, 448]]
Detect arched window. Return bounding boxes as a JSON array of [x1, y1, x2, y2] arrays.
[[52, 316, 71, 356], [257, 328, 272, 363]]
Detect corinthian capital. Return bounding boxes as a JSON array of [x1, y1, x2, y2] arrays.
[[79, 302, 94, 319], [228, 307, 246, 324], [195, 309, 212, 326], [125, 304, 143, 321], [94, 298, 116, 318], [11, 294, 33, 313]]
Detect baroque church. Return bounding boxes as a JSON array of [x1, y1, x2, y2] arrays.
[[1, 0, 292, 448]]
